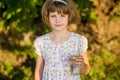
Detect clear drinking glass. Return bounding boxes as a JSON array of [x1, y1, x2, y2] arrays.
[[69, 54, 80, 76]]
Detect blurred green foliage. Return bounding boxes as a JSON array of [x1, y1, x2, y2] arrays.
[[75, 0, 97, 22], [0, 0, 120, 80], [0, 0, 43, 33]]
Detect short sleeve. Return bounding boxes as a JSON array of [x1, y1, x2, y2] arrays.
[[78, 36, 88, 53], [33, 38, 42, 56]]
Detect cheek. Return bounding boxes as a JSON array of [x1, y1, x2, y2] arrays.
[[65, 17, 68, 21], [49, 18, 54, 24], [63, 18, 68, 24]]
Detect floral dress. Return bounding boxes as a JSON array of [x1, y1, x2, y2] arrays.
[[34, 32, 88, 80]]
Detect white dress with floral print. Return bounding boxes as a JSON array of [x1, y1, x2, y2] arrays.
[[34, 32, 88, 80]]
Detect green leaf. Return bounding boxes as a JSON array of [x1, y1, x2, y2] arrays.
[[16, 8, 22, 13], [90, 12, 97, 21]]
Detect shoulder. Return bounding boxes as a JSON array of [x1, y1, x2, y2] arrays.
[[72, 32, 88, 52], [72, 32, 88, 41], [34, 33, 48, 44], [34, 33, 48, 41]]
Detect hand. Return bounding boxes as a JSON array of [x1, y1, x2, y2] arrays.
[[75, 54, 86, 69], [75, 51, 90, 75], [69, 51, 90, 75]]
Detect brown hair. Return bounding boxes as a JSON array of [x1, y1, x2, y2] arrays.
[[42, 0, 80, 26]]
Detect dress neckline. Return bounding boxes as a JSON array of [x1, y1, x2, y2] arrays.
[[47, 32, 73, 46]]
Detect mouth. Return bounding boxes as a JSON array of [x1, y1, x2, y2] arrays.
[[55, 24, 62, 27]]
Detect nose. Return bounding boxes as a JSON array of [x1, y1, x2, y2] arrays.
[[55, 16, 61, 23]]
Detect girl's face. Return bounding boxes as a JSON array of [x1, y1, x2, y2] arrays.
[[49, 11, 69, 32]]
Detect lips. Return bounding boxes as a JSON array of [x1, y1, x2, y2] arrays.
[[55, 24, 62, 27]]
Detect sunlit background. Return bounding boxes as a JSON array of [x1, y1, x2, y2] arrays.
[[0, 0, 120, 80]]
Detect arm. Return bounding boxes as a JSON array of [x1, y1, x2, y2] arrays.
[[76, 51, 90, 75], [34, 55, 44, 80]]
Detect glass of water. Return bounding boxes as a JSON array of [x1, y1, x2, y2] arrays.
[[69, 54, 80, 76]]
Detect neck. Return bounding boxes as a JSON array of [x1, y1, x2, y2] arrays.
[[52, 30, 70, 38], [49, 30, 71, 44]]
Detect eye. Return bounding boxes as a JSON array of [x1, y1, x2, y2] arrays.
[[50, 15, 56, 17], [61, 15, 65, 17]]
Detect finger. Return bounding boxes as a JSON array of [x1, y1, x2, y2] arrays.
[[75, 59, 83, 63], [75, 59, 84, 65], [78, 53, 83, 56], [77, 54, 83, 58], [76, 57, 83, 61], [75, 61, 81, 65], [76, 57, 83, 60]]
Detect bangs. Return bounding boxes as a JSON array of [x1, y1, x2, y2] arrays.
[[48, 2, 69, 14], [42, 0, 80, 26]]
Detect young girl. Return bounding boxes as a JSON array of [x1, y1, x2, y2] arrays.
[[34, 0, 90, 80]]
